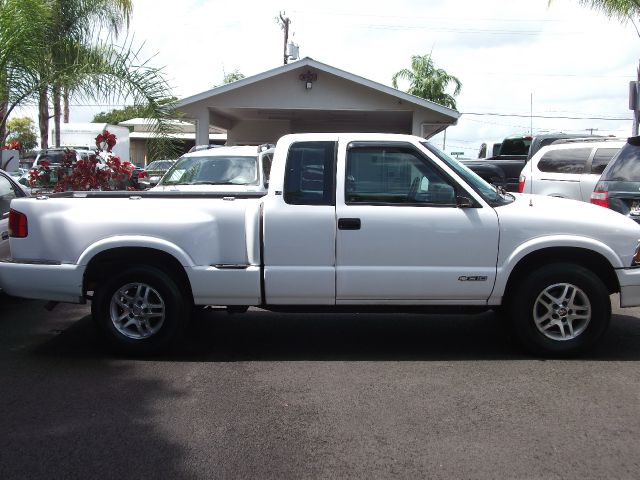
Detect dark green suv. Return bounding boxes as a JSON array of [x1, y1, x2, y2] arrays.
[[591, 136, 640, 223]]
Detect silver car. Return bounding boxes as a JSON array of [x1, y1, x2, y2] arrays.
[[0, 169, 28, 259]]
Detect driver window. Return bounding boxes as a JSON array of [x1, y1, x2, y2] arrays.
[[345, 146, 456, 206]]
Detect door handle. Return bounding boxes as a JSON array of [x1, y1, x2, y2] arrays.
[[338, 218, 361, 230]]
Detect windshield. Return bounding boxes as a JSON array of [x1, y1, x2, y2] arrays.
[[159, 155, 259, 186], [146, 160, 175, 171], [421, 142, 513, 205]]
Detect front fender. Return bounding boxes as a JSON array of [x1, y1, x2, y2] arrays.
[[491, 235, 622, 300]]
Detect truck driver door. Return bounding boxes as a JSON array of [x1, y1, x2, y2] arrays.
[[335, 141, 500, 303]]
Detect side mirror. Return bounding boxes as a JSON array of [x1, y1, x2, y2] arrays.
[[456, 195, 474, 208]]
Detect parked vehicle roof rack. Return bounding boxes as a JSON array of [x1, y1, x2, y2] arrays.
[[187, 144, 222, 153], [551, 137, 624, 145], [257, 143, 275, 153]]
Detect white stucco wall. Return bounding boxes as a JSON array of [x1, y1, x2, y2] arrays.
[[178, 62, 457, 145], [226, 119, 291, 145]]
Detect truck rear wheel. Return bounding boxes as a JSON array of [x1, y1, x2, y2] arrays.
[[509, 262, 610, 357], [92, 265, 190, 353]]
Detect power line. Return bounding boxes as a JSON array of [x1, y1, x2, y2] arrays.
[[462, 112, 631, 121]]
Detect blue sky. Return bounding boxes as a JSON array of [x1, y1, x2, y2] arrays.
[[14, 0, 639, 157]]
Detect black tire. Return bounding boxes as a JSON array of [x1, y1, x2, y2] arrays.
[[92, 265, 190, 354], [509, 262, 611, 357]]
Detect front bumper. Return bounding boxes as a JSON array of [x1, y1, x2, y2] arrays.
[[617, 267, 640, 307], [0, 259, 85, 303]]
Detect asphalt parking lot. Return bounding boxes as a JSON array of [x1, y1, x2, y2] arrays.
[[2, 294, 640, 479]]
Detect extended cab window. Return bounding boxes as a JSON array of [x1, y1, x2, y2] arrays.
[[284, 141, 335, 205], [346, 145, 456, 205], [538, 148, 591, 174], [261, 153, 273, 183]]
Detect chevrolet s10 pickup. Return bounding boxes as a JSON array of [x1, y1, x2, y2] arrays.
[[2, 133, 640, 356]]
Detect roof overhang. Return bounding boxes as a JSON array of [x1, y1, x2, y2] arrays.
[[176, 57, 459, 141]]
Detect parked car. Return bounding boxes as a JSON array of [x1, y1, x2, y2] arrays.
[[0, 169, 28, 259], [463, 134, 533, 192], [8, 168, 27, 179], [129, 166, 146, 190], [519, 138, 625, 202], [19, 148, 103, 190], [137, 160, 176, 189], [152, 145, 273, 194], [591, 136, 640, 222], [527, 133, 603, 160]]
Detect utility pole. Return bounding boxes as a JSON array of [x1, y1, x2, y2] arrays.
[[585, 128, 599, 135], [278, 12, 291, 65], [530, 92, 533, 136]]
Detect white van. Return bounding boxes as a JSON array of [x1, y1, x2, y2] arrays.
[[518, 138, 625, 202]]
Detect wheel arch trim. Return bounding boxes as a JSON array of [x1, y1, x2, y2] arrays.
[[77, 236, 196, 268], [491, 236, 621, 300]]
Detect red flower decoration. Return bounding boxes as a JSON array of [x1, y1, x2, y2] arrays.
[[95, 130, 117, 152], [2, 139, 21, 150]]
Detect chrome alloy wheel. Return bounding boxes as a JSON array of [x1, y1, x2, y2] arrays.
[[533, 282, 591, 341], [109, 282, 166, 340]]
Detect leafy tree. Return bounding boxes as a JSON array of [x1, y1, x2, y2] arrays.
[[6, 117, 38, 149], [561, 1, 640, 132], [0, 0, 50, 144], [47, 0, 133, 147], [92, 97, 178, 124], [565, 1, 640, 21], [0, 0, 182, 159], [392, 54, 462, 110], [223, 69, 245, 84]]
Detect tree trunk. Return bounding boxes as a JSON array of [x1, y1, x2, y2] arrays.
[[635, 59, 640, 137], [0, 99, 7, 146], [39, 87, 49, 149], [0, 70, 7, 145], [53, 84, 61, 147], [63, 85, 69, 123]]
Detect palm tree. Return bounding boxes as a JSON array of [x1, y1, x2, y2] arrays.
[[1, 0, 181, 158], [0, 0, 51, 144], [562, 1, 640, 133], [567, 1, 640, 21], [47, 0, 133, 147], [392, 54, 462, 110]]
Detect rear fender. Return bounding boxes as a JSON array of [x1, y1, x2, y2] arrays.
[[77, 235, 195, 267]]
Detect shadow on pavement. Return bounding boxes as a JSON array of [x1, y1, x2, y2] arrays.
[[30, 307, 640, 362]]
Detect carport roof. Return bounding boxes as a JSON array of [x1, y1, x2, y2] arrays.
[[176, 57, 460, 121]]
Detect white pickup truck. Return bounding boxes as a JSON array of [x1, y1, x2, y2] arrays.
[[2, 133, 640, 356]]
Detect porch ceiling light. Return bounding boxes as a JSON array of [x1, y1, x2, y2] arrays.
[[299, 70, 317, 90]]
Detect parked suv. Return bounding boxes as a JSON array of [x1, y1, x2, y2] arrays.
[[152, 145, 274, 194], [591, 136, 640, 222], [518, 138, 625, 202]]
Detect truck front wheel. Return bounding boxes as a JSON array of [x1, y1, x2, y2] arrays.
[[92, 265, 190, 353], [509, 263, 611, 357]]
